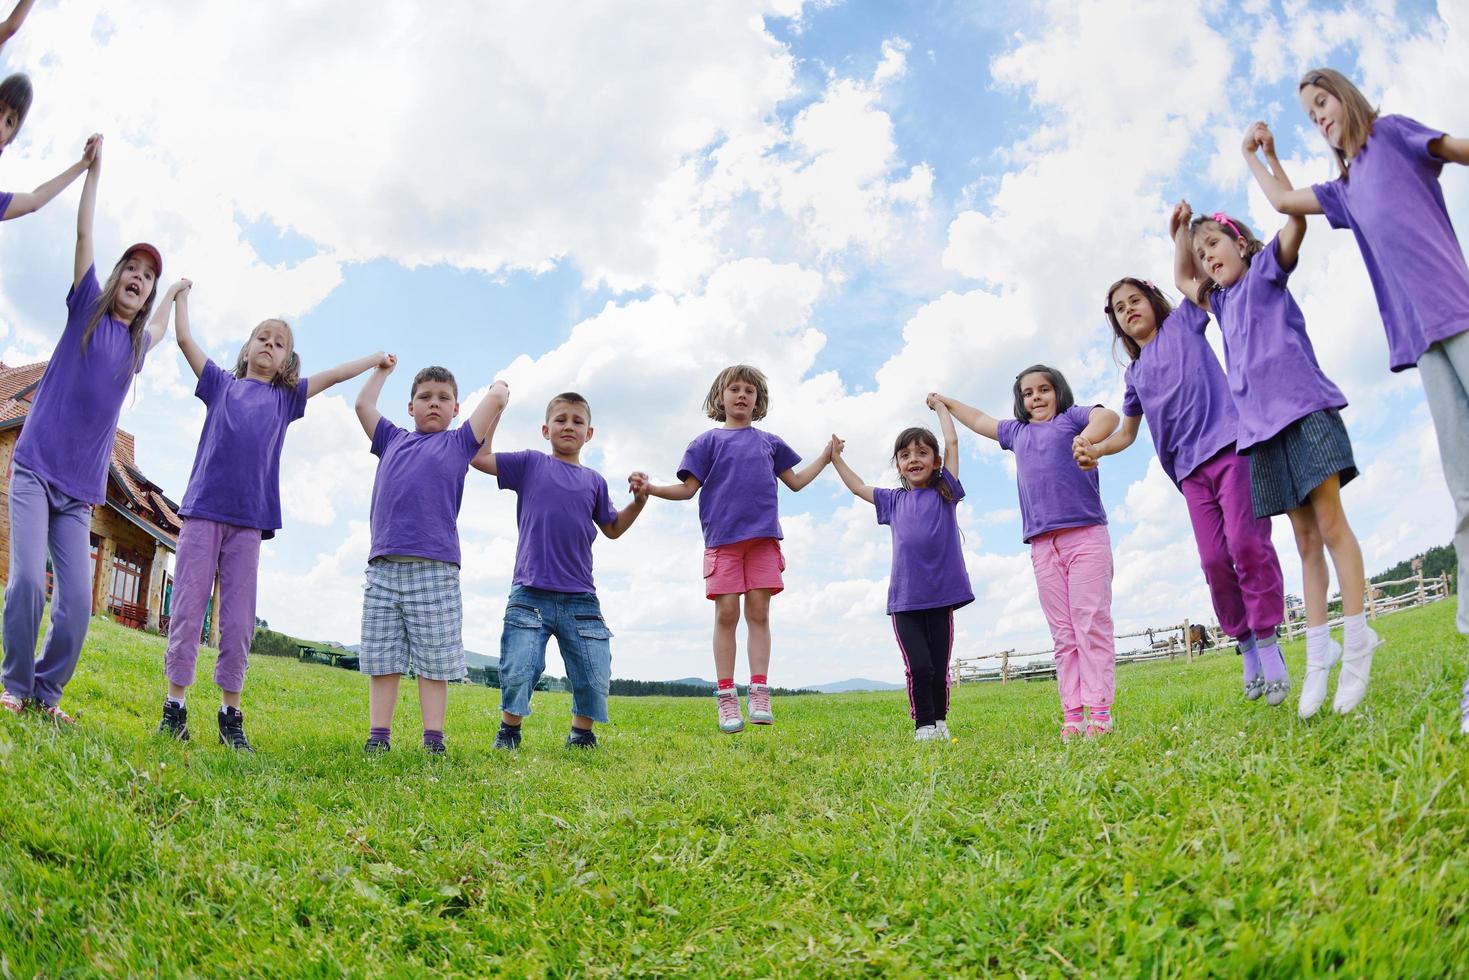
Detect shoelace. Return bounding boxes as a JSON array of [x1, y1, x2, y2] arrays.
[[748, 686, 771, 714], [717, 692, 742, 722]]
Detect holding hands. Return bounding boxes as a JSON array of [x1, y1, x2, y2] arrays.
[[1242, 120, 1275, 157], [376, 352, 397, 373], [1072, 434, 1098, 471], [627, 471, 650, 502]]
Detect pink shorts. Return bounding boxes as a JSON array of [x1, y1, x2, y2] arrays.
[[704, 537, 785, 598]]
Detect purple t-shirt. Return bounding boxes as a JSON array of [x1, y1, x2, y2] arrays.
[[1312, 114, 1469, 371], [873, 468, 975, 614], [367, 417, 483, 565], [496, 450, 619, 594], [1209, 235, 1347, 451], [996, 404, 1108, 544], [13, 265, 148, 504], [178, 360, 308, 537], [1122, 299, 1238, 485], [0, 192, 12, 219], [677, 426, 801, 548]]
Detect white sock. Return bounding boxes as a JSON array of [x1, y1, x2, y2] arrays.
[[1343, 612, 1367, 650], [166, 697, 185, 709], [1305, 624, 1330, 659]]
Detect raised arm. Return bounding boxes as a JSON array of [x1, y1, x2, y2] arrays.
[[930, 392, 999, 442], [0, 0, 35, 47], [779, 439, 834, 491], [927, 393, 961, 481], [1242, 122, 1323, 216], [4, 139, 97, 221], [306, 351, 387, 398], [354, 354, 396, 439], [467, 381, 511, 476], [1429, 134, 1469, 165], [1075, 414, 1141, 470], [147, 278, 189, 359], [1171, 200, 1210, 312], [829, 435, 875, 504], [599, 478, 649, 539], [74, 134, 102, 287]]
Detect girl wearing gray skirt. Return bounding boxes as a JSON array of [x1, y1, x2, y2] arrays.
[[1172, 161, 1377, 721]]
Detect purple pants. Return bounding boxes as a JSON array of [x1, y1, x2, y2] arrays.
[[164, 517, 260, 693], [1031, 523, 1115, 712], [1179, 449, 1284, 639], [2, 465, 93, 706]]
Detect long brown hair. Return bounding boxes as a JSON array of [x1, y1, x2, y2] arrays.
[[892, 426, 955, 501], [703, 364, 770, 422], [1104, 277, 1175, 363], [232, 318, 301, 389], [1189, 213, 1265, 294], [1298, 68, 1378, 178], [80, 253, 156, 378]]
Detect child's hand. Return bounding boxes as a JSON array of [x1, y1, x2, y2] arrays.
[[377, 353, 397, 372], [1072, 434, 1097, 470], [926, 392, 946, 412], [483, 378, 510, 409], [82, 133, 102, 166], [172, 278, 192, 297], [828, 434, 845, 458], [628, 471, 650, 501]]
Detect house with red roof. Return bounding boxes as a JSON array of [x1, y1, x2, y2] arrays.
[[1, 360, 186, 635]]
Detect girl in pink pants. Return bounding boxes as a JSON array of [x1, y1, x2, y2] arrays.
[[934, 367, 1120, 740]]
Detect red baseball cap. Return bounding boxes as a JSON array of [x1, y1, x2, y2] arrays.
[[123, 242, 163, 279]]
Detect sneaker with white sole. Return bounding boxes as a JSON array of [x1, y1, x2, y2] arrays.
[[934, 720, 951, 740], [913, 724, 942, 742], [1333, 627, 1381, 715], [1298, 637, 1341, 719], [1, 691, 26, 716], [715, 689, 744, 734], [34, 702, 74, 724], [746, 683, 774, 725]]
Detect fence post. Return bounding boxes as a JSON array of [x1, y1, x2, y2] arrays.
[[1183, 619, 1193, 663], [1001, 649, 1010, 684], [1366, 583, 1377, 620]]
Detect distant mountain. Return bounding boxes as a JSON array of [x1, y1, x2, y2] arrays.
[[810, 678, 906, 693], [664, 677, 716, 688]]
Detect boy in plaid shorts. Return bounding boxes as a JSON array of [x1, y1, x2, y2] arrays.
[[353, 355, 508, 754], [472, 391, 647, 749]]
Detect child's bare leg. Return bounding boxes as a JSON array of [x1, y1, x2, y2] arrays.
[[573, 714, 595, 730], [744, 589, 773, 677], [713, 594, 741, 679], [369, 674, 401, 729], [1307, 476, 1366, 616], [1287, 505, 1329, 627], [502, 709, 523, 726], [418, 677, 447, 732]]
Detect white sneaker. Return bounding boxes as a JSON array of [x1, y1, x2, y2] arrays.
[[1298, 637, 1341, 719], [934, 720, 951, 740], [913, 725, 941, 742], [715, 689, 745, 734], [1333, 627, 1381, 715], [746, 683, 774, 725]]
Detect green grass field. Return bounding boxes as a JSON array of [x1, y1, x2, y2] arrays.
[[2, 602, 1467, 976]]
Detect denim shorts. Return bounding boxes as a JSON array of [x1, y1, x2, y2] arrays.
[[498, 585, 612, 723]]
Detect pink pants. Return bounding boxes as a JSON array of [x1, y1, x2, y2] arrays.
[[1031, 523, 1115, 712], [164, 517, 261, 693]]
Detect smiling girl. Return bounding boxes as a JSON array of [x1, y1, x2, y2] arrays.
[[157, 293, 383, 751], [933, 370, 1120, 740]]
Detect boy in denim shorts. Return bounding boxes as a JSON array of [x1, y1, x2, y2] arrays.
[[472, 391, 647, 749], [354, 356, 508, 754]]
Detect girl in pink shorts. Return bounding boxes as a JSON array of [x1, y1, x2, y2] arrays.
[[635, 364, 833, 733], [933, 368, 1121, 740]]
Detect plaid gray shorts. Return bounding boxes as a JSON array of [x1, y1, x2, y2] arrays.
[[358, 558, 466, 680], [1248, 408, 1358, 519]]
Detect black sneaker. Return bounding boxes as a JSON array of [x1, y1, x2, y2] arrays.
[[493, 723, 522, 750], [423, 739, 446, 756], [364, 736, 391, 754], [217, 706, 254, 753], [158, 700, 190, 741], [566, 726, 598, 749]]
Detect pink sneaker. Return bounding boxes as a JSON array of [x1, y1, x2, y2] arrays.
[[1085, 708, 1112, 738], [34, 702, 75, 725], [747, 683, 774, 725], [1060, 709, 1085, 742], [1, 692, 26, 716], [715, 689, 744, 734]]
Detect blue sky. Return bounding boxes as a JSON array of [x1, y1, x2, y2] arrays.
[[1, 1, 1464, 686]]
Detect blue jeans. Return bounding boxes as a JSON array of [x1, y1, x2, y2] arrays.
[[498, 586, 612, 723]]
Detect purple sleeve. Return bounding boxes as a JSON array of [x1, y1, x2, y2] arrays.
[[1122, 375, 1142, 418], [1385, 114, 1447, 171], [873, 486, 895, 526], [1065, 404, 1098, 429], [1172, 297, 1209, 334], [1311, 178, 1351, 230], [0, 192, 12, 220], [1256, 235, 1290, 286], [454, 421, 485, 461], [288, 377, 309, 422], [195, 360, 227, 405], [495, 449, 532, 491], [996, 418, 1020, 451], [65, 265, 102, 319], [592, 473, 619, 527], [370, 416, 401, 459], [769, 433, 802, 474], [940, 467, 966, 503], [676, 434, 710, 483]]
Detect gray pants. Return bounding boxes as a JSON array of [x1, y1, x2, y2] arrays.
[[1419, 331, 1469, 635]]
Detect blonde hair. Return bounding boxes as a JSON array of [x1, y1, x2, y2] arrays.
[[702, 364, 770, 422], [81, 252, 157, 379], [1298, 68, 1378, 178], [232, 318, 301, 389]]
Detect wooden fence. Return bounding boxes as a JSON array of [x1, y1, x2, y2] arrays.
[[952, 569, 1452, 685]]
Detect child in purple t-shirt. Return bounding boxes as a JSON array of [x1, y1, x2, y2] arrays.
[[1081, 275, 1285, 706], [353, 359, 508, 755], [155, 286, 384, 752], [633, 364, 833, 734], [1176, 186, 1377, 719], [471, 391, 648, 750], [2, 134, 170, 722], [934, 368, 1120, 740], [1245, 72, 1469, 732], [830, 398, 974, 742]]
